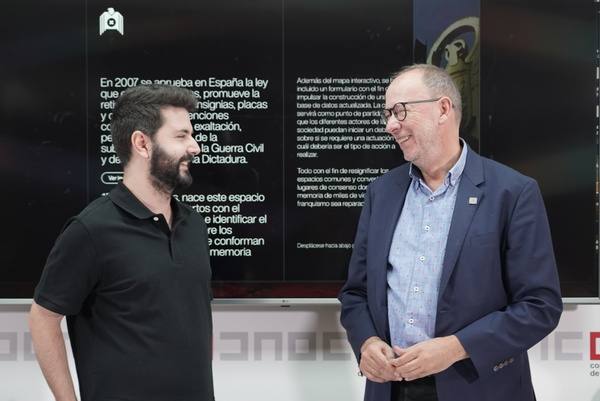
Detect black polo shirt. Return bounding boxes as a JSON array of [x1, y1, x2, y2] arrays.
[[35, 182, 214, 401]]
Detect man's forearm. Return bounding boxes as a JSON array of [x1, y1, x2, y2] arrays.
[[29, 302, 78, 401]]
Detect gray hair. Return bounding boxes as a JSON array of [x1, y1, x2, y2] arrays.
[[390, 64, 462, 121]]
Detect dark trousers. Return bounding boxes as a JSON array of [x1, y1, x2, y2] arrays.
[[391, 376, 438, 401]]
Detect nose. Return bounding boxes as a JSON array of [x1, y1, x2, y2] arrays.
[[385, 116, 401, 135], [189, 136, 201, 156]]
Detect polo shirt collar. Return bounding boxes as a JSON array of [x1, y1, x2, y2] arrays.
[[109, 182, 190, 223]]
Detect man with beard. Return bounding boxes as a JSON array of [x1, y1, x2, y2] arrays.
[[29, 85, 214, 401]]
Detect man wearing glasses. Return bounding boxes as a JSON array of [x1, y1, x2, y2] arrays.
[[339, 64, 562, 401]]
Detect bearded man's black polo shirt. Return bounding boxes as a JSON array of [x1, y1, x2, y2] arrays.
[[34, 182, 214, 401]]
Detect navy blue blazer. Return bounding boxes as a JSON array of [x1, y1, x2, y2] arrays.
[[339, 146, 562, 401]]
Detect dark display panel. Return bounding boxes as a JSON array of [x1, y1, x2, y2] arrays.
[[0, 1, 86, 297], [479, 1, 598, 298], [0, 0, 597, 299]]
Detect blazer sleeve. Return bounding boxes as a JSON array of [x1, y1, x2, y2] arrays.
[[339, 184, 380, 362], [454, 178, 563, 380]]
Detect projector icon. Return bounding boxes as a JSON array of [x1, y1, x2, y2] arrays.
[[99, 8, 124, 35]]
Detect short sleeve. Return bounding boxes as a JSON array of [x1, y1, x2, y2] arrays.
[[34, 218, 100, 316]]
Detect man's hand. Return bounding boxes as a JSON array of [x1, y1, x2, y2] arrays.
[[359, 336, 400, 383], [391, 335, 468, 381]]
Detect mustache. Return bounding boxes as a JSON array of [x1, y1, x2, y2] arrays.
[[179, 154, 194, 163]]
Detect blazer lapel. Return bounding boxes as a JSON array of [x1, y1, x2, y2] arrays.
[[374, 167, 411, 323], [438, 149, 485, 301]]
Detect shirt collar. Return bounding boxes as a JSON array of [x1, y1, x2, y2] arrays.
[[408, 138, 468, 188], [447, 138, 468, 186], [108, 182, 190, 223]]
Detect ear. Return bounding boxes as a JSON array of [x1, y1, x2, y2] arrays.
[[438, 97, 453, 125], [131, 130, 151, 160]]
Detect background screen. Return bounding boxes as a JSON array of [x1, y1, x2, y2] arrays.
[[1, 0, 597, 298]]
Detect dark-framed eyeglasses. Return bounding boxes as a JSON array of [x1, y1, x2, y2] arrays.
[[381, 97, 442, 124]]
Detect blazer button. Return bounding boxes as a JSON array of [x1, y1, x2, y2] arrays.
[[493, 365, 499, 372], [509, 357, 514, 363]]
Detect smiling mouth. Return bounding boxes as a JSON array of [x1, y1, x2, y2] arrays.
[[396, 135, 410, 144]]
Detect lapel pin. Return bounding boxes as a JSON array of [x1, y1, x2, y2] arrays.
[[468, 197, 478, 205]]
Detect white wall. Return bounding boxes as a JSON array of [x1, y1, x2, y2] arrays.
[[0, 303, 599, 401]]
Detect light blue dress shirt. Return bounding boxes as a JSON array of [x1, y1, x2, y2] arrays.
[[387, 141, 467, 348]]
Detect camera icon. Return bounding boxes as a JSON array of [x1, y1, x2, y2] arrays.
[[99, 8, 124, 35]]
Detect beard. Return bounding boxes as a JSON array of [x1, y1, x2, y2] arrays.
[[149, 142, 193, 194]]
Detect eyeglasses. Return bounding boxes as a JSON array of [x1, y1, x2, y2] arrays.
[[381, 97, 442, 124]]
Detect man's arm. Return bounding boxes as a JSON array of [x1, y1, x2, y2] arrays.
[[29, 300, 78, 401], [339, 185, 401, 382], [453, 179, 562, 380], [339, 184, 379, 359]]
